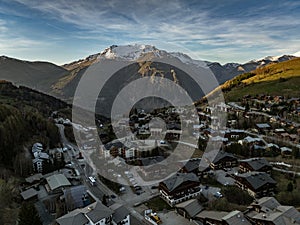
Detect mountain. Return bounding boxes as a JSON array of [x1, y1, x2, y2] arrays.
[[0, 56, 68, 93], [61, 45, 297, 87], [0, 45, 298, 108], [217, 57, 300, 101]]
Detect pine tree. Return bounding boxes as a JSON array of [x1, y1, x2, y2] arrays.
[[287, 182, 294, 192], [18, 202, 42, 225]]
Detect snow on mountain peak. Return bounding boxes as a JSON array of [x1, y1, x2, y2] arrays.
[[99, 44, 160, 60]]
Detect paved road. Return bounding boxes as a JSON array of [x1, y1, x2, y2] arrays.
[[56, 124, 147, 224]]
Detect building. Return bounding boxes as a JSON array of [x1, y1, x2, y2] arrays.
[[175, 199, 203, 220], [280, 147, 292, 156], [245, 197, 300, 225], [31, 142, 51, 173], [178, 158, 201, 175], [195, 210, 251, 225], [56, 201, 113, 225], [25, 173, 43, 184], [32, 158, 44, 173], [239, 158, 272, 174], [159, 173, 201, 206], [45, 174, 71, 193], [139, 156, 167, 178], [63, 185, 89, 211], [256, 123, 271, 133], [20, 188, 38, 201], [234, 172, 276, 198], [209, 151, 238, 170], [109, 203, 130, 225], [224, 129, 245, 140]]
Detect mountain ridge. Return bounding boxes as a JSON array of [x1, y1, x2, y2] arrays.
[[0, 44, 298, 105]]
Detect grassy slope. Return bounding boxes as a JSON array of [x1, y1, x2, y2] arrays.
[[220, 58, 300, 101]]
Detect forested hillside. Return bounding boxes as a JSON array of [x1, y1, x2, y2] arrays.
[[0, 81, 71, 170]]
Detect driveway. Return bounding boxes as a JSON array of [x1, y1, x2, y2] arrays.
[[199, 185, 221, 200]]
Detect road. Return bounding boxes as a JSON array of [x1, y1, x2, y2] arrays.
[[56, 124, 147, 224]]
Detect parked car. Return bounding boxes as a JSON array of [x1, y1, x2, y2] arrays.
[[214, 191, 223, 198]]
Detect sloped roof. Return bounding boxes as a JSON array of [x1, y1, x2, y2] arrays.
[[25, 173, 43, 183], [181, 158, 201, 172], [161, 173, 199, 192], [176, 199, 203, 218], [109, 203, 130, 223], [253, 197, 280, 210], [240, 158, 271, 171], [249, 197, 300, 225], [63, 185, 87, 210], [222, 210, 251, 225], [86, 201, 113, 223], [46, 174, 71, 191], [212, 151, 236, 164], [56, 209, 89, 225], [196, 210, 228, 221], [235, 172, 276, 190], [20, 188, 38, 200]]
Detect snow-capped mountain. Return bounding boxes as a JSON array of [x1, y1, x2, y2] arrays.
[[63, 44, 298, 85], [0, 44, 298, 112], [249, 55, 296, 64]]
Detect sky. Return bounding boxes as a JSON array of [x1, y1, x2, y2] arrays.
[[0, 0, 300, 65]]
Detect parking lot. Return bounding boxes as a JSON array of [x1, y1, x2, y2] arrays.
[[116, 170, 159, 206]]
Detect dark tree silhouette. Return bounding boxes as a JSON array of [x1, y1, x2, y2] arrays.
[[18, 202, 42, 225]]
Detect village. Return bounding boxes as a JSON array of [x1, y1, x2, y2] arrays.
[[18, 94, 300, 225]]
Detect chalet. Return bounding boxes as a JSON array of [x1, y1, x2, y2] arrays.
[[234, 172, 276, 198], [25, 173, 43, 184], [224, 129, 245, 140], [63, 185, 89, 211], [45, 174, 71, 194], [266, 143, 280, 152], [159, 173, 201, 206], [195, 210, 227, 225], [238, 136, 264, 146], [256, 123, 271, 133], [195, 210, 251, 225], [109, 203, 130, 225], [280, 147, 292, 156], [239, 158, 272, 174], [209, 151, 238, 170], [56, 201, 113, 225], [20, 188, 38, 201], [179, 158, 201, 175], [245, 197, 300, 225], [175, 199, 203, 220]]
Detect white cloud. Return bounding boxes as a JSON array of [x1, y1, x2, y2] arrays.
[[2, 0, 300, 64]]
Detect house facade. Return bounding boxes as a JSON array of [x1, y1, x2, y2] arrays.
[[209, 151, 238, 170], [239, 158, 272, 174], [234, 172, 276, 198], [159, 173, 201, 206]]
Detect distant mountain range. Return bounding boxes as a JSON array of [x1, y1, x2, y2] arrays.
[[0, 44, 298, 107]]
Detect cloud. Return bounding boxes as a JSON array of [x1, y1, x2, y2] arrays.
[[1, 0, 300, 64]]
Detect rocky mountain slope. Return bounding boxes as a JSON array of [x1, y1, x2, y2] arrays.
[[0, 45, 297, 107]]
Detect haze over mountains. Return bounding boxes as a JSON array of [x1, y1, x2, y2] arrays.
[[0, 44, 298, 106]]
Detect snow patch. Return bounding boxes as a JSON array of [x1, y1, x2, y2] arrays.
[[99, 44, 160, 60]]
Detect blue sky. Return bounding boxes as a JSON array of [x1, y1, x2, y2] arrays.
[[0, 0, 300, 65]]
